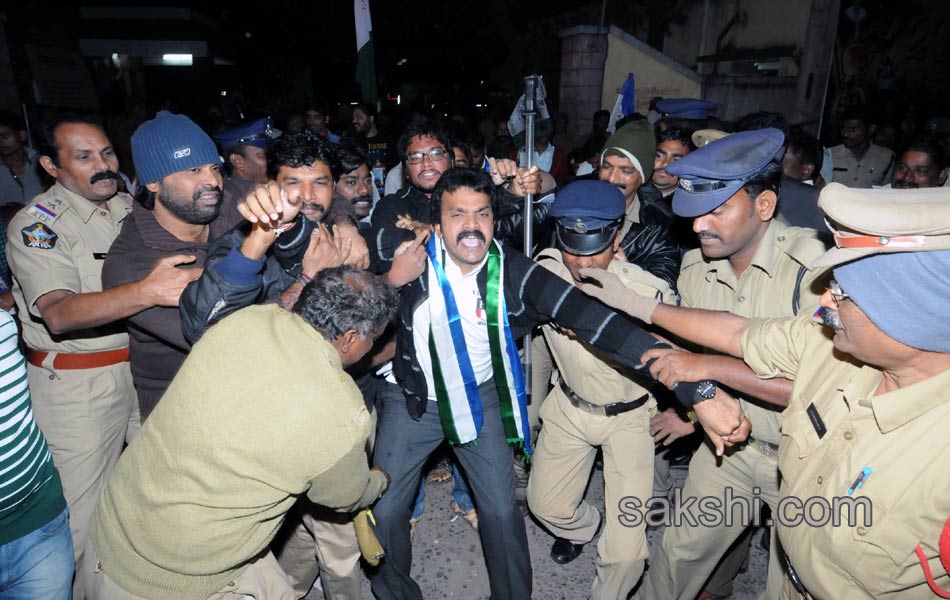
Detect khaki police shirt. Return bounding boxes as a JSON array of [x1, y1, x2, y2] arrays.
[[538, 248, 676, 406], [7, 182, 132, 353], [740, 315, 950, 599], [677, 219, 828, 444], [830, 143, 895, 188]]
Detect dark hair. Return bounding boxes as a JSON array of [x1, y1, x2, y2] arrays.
[[267, 131, 341, 179], [593, 109, 610, 121], [901, 134, 948, 171], [134, 185, 157, 210], [742, 160, 783, 200], [839, 105, 872, 127], [786, 132, 823, 172], [352, 102, 377, 119], [657, 125, 696, 151], [292, 265, 396, 341], [450, 135, 473, 167], [465, 129, 485, 152], [335, 139, 370, 177], [397, 116, 451, 163], [735, 111, 788, 134], [36, 112, 107, 167], [0, 110, 25, 133], [429, 167, 497, 223]]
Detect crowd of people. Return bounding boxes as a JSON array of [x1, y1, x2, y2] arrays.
[[0, 89, 947, 600]]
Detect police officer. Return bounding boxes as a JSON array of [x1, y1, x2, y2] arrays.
[[587, 183, 950, 599], [214, 117, 278, 229], [6, 113, 200, 598], [527, 180, 676, 600], [584, 128, 830, 599], [823, 105, 895, 188]]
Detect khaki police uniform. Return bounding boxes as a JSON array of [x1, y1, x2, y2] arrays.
[[829, 143, 895, 188], [527, 249, 675, 600], [640, 219, 829, 600], [741, 316, 950, 599], [6, 182, 139, 598]]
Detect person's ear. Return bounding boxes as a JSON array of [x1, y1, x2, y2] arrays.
[[17, 130, 27, 144], [612, 230, 622, 253], [754, 190, 777, 221], [38, 155, 58, 178], [339, 329, 360, 354], [229, 153, 244, 173], [801, 163, 815, 180], [145, 181, 161, 193], [938, 168, 948, 187]]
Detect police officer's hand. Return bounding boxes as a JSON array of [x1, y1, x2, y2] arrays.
[[650, 408, 696, 446], [237, 181, 301, 226], [333, 222, 370, 270], [578, 267, 660, 323], [301, 224, 345, 277], [141, 254, 203, 307], [692, 390, 746, 456], [386, 229, 428, 288], [641, 347, 708, 389]]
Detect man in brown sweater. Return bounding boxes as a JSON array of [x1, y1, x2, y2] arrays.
[[84, 266, 395, 600]]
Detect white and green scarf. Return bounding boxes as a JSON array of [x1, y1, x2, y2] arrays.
[[425, 235, 531, 455]]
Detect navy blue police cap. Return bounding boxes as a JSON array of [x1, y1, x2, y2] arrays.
[[550, 180, 625, 256], [666, 128, 785, 218], [656, 98, 718, 120], [213, 117, 278, 150]]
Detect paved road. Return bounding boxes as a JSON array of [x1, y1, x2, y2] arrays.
[[305, 464, 769, 599]]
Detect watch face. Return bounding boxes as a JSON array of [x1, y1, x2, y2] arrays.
[[698, 380, 717, 399]]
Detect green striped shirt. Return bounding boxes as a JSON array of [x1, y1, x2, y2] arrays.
[[0, 311, 64, 544]]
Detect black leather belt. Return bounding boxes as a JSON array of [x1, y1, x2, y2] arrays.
[[558, 378, 649, 417]]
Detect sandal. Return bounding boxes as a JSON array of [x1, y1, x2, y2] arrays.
[[451, 500, 478, 531], [428, 458, 453, 483]]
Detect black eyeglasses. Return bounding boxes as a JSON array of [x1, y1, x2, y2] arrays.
[[828, 279, 850, 307], [406, 148, 448, 165]]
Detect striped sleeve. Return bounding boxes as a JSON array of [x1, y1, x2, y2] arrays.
[[0, 312, 56, 516]]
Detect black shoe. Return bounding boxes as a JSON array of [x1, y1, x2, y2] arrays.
[[550, 537, 585, 564]]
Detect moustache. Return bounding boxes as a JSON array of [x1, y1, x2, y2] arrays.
[[192, 185, 222, 202], [612, 182, 627, 191], [90, 170, 120, 185], [350, 195, 373, 205], [456, 230, 486, 244], [697, 232, 721, 241], [892, 181, 918, 189], [819, 307, 842, 330]]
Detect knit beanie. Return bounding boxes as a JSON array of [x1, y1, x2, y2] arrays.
[[600, 120, 657, 182], [131, 111, 221, 184]]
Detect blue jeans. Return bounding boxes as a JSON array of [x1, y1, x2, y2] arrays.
[[0, 507, 74, 599], [411, 463, 475, 520]]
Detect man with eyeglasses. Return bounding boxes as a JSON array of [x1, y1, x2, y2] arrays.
[[581, 183, 950, 600], [367, 116, 542, 273], [586, 128, 831, 600]]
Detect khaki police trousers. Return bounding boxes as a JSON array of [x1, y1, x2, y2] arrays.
[[83, 538, 295, 599], [527, 385, 656, 600], [28, 360, 139, 600], [638, 441, 786, 600]]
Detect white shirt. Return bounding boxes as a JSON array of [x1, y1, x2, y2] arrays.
[[413, 241, 492, 401], [517, 143, 555, 173]]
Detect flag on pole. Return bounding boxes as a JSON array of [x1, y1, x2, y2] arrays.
[[507, 76, 551, 147], [606, 73, 636, 133], [354, 0, 378, 105]]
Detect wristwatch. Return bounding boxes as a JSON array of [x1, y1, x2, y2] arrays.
[[692, 380, 718, 405]]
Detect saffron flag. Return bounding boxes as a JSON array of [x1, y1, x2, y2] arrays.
[[354, 0, 377, 104]]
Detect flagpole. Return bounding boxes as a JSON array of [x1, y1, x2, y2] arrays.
[[521, 75, 539, 403]]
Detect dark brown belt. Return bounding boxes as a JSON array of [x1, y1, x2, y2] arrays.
[[27, 348, 130, 370], [558, 378, 648, 417]]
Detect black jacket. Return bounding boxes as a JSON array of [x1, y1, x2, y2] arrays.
[[393, 242, 701, 419], [617, 187, 681, 291]]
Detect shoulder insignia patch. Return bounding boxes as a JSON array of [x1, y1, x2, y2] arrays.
[[21, 223, 58, 250]]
